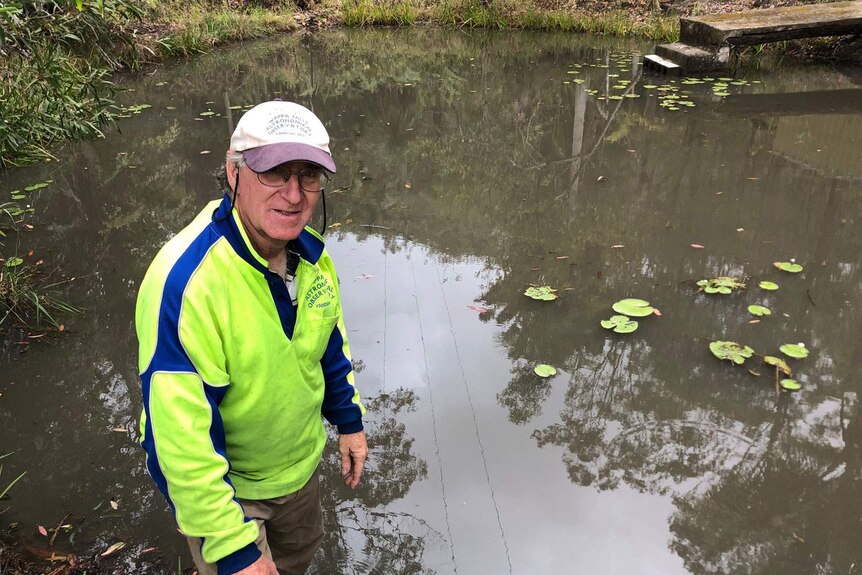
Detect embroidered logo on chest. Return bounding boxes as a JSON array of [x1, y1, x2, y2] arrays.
[[304, 273, 335, 310]]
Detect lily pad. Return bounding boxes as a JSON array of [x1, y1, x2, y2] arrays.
[[759, 281, 779, 291], [774, 261, 803, 273], [524, 286, 558, 301], [780, 343, 809, 359], [611, 298, 654, 317], [780, 378, 801, 391], [747, 305, 771, 317], [534, 364, 557, 378], [764, 355, 792, 376], [600, 315, 638, 334], [4, 257, 23, 268], [709, 341, 755, 365], [697, 277, 745, 295]]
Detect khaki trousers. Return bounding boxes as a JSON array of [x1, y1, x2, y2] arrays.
[[186, 469, 324, 575]]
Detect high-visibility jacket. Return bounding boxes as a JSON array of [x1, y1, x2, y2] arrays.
[[136, 194, 364, 574]]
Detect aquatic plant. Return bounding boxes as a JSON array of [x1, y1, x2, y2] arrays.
[[611, 298, 654, 317], [524, 285, 558, 301], [696, 276, 745, 295], [774, 261, 803, 273], [709, 340, 755, 365], [600, 314, 638, 333], [533, 364, 557, 378], [747, 304, 771, 316]]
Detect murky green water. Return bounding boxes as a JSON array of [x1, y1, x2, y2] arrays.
[[2, 27, 861, 574]]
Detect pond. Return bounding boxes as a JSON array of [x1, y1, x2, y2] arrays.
[[1, 26, 861, 575]]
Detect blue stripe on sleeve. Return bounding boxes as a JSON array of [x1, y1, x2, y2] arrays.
[[320, 324, 363, 433], [140, 224, 238, 515]]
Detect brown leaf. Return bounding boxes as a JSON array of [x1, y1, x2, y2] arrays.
[[58, 325, 65, 332], [555, 256, 569, 260], [611, 244, 625, 249], [27, 250, 34, 257], [100, 542, 125, 557], [690, 243, 704, 249], [38, 525, 48, 537], [141, 547, 156, 554], [110, 500, 119, 510], [653, 308, 662, 316]]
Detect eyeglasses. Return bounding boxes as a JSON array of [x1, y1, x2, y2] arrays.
[[252, 166, 327, 193]]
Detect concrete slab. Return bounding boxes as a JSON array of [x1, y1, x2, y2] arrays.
[[681, 1, 862, 46], [654, 42, 730, 72], [643, 53, 681, 74]]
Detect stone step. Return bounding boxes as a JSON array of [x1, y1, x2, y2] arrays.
[[654, 42, 730, 72]]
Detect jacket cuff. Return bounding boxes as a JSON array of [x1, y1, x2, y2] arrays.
[[337, 419, 364, 434], [216, 543, 260, 575]]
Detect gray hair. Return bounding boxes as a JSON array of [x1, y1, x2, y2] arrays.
[[226, 149, 245, 167]]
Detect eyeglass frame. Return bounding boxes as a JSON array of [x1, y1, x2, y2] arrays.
[[251, 164, 329, 193], [229, 152, 329, 194]]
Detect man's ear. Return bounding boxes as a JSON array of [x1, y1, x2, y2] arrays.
[[225, 159, 237, 191]]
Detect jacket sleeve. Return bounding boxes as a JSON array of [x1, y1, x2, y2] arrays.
[[319, 269, 366, 433], [137, 270, 260, 575]]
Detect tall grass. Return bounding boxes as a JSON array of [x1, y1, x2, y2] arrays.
[[340, 0, 678, 41], [0, 0, 141, 168], [147, 1, 297, 58]]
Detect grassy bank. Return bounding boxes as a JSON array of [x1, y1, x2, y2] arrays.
[[337, 0, 678, 41]]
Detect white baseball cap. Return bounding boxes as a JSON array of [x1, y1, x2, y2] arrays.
[[230, 101, 336, 173]]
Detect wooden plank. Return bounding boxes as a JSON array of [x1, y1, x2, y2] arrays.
[[680, 1, 862, 46]]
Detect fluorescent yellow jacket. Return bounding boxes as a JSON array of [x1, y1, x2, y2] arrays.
[[136, 195, 364, 574]]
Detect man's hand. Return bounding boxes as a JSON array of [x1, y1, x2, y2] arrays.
[[234, 556, 278, 575], [339, 430, 368, 489]]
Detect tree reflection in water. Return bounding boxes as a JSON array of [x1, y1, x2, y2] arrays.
[[312, 388, 438, 575]]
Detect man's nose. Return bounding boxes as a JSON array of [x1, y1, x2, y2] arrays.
[[279, 174, 303, 201]]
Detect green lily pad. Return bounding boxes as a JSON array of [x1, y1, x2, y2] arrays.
[[747, 305, 771, 316], [534, 364, 557, 378], [697, 277, 745, 294], [774, 261, 803, 273], [600, 315, 638, 334], [524, 286, 558, 301], [24, 181, 51, 192], [4, 257, 24, 268], [759, 281, 779, 291], [709, 341, 755, 365], [780, 378, 801, 391], [764, 355, 792, 376], [780, 343, 809, 359], [611, 298, 654, 317], [199, 111, 216, 117]]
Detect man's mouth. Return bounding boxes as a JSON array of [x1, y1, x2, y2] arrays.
[[274, 209, 301, 217]]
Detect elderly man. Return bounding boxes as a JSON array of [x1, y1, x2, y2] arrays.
[[136, 101, 367, 575]]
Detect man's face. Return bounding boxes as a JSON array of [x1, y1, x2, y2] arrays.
[[229, 160, 323, 258]]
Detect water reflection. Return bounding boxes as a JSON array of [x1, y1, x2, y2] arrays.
[[0, 26, 860, 574]]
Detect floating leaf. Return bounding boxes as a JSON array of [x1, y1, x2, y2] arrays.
[[524, 286, 558, 301], [709, 341, 754, 365], [690, 243, 704, 249], [600, 314, 638, 334], [759, 281, 779, 290], [764, 355, 792, 376], [466, 305, 489, 313], [774, 261, 803, 273], [199, 111, 215, 117], [697, 277, 745, 295], [24, 182, 51, 192], [780, 343, 809, 359], [747, 305, 771, 316], [780, 378, 801, 391], [534, 364, 557, 378], [4, 257, 23, 268], [748, 369, 761, 376], [100, 542, 125, 557], [38, 525, 48, 536], [110, 500, 119, 510], [611, 298, 654, 317]]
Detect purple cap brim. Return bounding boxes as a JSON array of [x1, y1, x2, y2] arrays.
[[243, 143, 336, 173]]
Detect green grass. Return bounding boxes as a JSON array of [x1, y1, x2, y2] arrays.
[[339, 0, 678, 41], [0, 252, 79, 330], [146, 1, 298, 58]]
